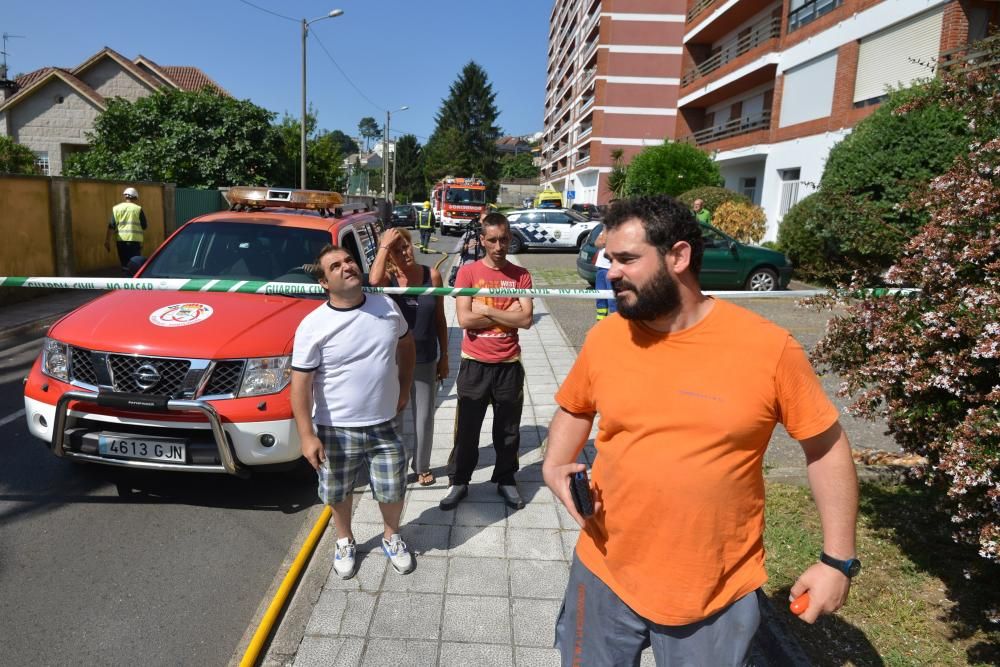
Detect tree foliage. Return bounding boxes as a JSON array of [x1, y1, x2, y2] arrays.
[[269, 110, 344, 190], [624, 142, 721, 197], [811, 38, 1000, 565], [327, 129, 359, 157], [780, 82, 971, 284], [358, 117, 381, 151], [424, 62, 501, 196], [393, 134, 424, 203], [499, 152, 539, 180], [606, 148, 628, 200], [711, 200, 767, 244], [64, 88, 276, 188], [0, 136, 40, 175], [677, 186, 751, 212]]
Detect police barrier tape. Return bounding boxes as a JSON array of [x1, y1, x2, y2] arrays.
[[0, 276, 917, 300]]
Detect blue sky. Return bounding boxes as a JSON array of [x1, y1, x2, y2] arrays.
[[4, 0, 551, 146]]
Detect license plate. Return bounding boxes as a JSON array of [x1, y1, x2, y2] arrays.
[[98, 434, 186, 463]]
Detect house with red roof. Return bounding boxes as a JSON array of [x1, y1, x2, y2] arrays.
[[0, 47, 227, 176]]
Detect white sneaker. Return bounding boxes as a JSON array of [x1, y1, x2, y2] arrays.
[[333, 537, 357, 579], [382, 533, 414, 574]]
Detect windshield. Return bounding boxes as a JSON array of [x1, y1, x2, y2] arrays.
[[141, 221, 331, 285], [393, 206, 412, 214], [445, 188, 486, 205]]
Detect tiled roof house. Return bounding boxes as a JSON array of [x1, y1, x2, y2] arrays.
[[0, 47, 227, 176]]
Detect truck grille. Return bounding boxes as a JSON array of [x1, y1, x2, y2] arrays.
[[109, 355, 191, 395], [204, 361, 245, 396], [70, 347, 98, 385]]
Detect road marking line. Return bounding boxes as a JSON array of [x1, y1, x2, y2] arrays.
[[0, 409, 26, 427]]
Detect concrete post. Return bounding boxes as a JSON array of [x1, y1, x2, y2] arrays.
[[48, 177, 75, 276]]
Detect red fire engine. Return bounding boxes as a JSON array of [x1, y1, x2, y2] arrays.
[[430, 176, 487, 236]]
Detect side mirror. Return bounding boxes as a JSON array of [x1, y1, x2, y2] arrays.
[[125, 256, 146, 277], [728, 241, 738, 254]]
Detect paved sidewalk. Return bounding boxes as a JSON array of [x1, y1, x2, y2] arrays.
[[269, 287, 604, 667]]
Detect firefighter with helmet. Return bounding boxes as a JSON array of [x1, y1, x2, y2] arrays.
[[416, 201, 435, 253], [105, 187, 148, 272]]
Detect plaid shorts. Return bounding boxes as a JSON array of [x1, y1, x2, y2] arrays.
[[316, 421, 407, 505]]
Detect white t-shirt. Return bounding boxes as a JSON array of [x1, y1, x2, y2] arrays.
[[595, 248, 610, 269], [292, 294, 409, 427]]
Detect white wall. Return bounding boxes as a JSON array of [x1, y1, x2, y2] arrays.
[[720, 161, 766, 205]]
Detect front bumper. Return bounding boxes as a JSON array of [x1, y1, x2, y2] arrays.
[[25, 391, 300, 476]]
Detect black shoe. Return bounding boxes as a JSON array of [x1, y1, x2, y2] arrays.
[[439, 484, 468, 511], [498, 484, 525, 510]]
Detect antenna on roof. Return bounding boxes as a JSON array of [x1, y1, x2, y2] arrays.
[[1, 33, 26, 80]]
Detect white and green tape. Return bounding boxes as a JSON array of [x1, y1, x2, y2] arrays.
[[0, 277, 916, 300]]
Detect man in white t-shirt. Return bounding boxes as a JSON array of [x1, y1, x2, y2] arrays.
[[291, 245, 417, 578]]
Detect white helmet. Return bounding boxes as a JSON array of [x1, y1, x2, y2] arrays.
[[123, 187, 139, 200]]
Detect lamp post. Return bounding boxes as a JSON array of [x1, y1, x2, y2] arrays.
[[301, 8, 344, 190], [382, 105, 408, 202]]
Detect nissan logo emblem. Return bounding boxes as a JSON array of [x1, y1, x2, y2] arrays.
[[133, 363, 161, 390]]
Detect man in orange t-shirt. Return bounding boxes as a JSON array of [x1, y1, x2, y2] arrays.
[[543, 195, 860, 665]]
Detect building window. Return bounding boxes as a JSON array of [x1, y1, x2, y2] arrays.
[[34, 152, 50, 176], [779, 51, 838, 127], [788, 0, 844, 32], [778, 169, 801, 217], [741, 177, 758, 202], [853, 8, 943, 106]]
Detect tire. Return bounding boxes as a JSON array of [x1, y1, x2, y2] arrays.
[[508, 234, 524, 254], [744, 267, 778, 291]]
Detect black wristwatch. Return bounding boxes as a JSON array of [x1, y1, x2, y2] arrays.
[[820, 552, 862, 578]]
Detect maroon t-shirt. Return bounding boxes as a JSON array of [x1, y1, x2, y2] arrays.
[[455, 260, 532, 362]]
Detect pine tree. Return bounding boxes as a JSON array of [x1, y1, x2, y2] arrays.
[[393, 134, 425, 203], [424, 62, 501, 197]]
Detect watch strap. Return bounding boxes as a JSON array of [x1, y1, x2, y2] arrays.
[[820, 551, 861, 578]]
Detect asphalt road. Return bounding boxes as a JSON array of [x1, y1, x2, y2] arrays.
[[0, 335, 318, 666]]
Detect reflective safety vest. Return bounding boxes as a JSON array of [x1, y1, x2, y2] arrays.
[[417, 209, 434, 229], [112, 202, 144, 242]]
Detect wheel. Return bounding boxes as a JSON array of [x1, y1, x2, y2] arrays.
[[508, 234, 524, 254], [745, 267, 778, 291]]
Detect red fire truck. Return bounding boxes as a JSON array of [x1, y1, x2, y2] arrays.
[[431, 176, 487, 236]]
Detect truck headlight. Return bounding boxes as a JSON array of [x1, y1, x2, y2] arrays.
[[238, 356, 292, 397], [42, 338, 70, 381]]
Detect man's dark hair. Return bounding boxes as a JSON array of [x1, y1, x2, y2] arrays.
[[480, 212, 509, 234], [309, 243, 351, 280], [602, 195, 704, 276]]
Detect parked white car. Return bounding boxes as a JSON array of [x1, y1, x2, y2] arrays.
[[505, 208, 599, 254]]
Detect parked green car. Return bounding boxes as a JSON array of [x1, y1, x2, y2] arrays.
[[577, 222, 792, 291]]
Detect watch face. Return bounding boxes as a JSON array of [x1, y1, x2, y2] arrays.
[[847, 559, 862, 577]]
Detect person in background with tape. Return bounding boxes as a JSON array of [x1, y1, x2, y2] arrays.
[[105, 187, 147, 272], [291, 244, 417, 579], [592, 226, 616, 321], [416, 201, 435, 252], [543, 195, 859, 665], [440, 212, 533, 512], [370, 226, 449, 487]]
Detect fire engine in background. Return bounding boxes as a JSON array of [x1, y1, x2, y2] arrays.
[[431, 176, 487, 236]]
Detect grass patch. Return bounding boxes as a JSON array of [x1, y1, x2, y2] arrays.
[[764, 481, 1000, 665]]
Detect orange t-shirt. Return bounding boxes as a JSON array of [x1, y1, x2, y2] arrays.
[[555, 299, 838, 626]]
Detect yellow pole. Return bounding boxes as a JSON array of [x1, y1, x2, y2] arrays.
[[239, 505, 332, 667]]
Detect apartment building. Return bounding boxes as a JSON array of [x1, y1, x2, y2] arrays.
[[541, 0, 688, 205], [677, 0, 997, 240]]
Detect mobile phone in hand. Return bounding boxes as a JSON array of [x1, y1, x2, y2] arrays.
[[569, 470, 594, 518]]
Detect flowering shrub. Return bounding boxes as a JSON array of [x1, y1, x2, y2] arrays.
[[812, 41, 1000, 562], [676, 186, 751, 212], [711, 200, 767, 244]]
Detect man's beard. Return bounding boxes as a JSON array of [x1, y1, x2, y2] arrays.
[[612, 264, 681, 321]]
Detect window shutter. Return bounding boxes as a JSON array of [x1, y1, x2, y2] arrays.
[[853, 8, 943, 104], [779, 50, 839, 127]]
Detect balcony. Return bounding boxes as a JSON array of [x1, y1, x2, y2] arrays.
[[787, 0, 843, 33], [578, 67, 597, 91], [575, 150, 592, 166], [582, 4, 602, 37], [681, 16, 780, 86], [579, 95, 595, 113], [580, 38, 599, 64], [682, 109, 771, 145], [938, 32, 1000, 71], [577, 124, 593, 142], [687, 0, 719, 24]]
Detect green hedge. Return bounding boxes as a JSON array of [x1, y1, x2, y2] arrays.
[[677, 186, 751, 212]]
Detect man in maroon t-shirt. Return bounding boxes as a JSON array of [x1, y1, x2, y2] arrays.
[[441, 213, 534, 511]]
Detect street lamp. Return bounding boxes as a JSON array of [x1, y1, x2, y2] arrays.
[[301, 8, 344, 190], [383, 105, 408, 202]]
